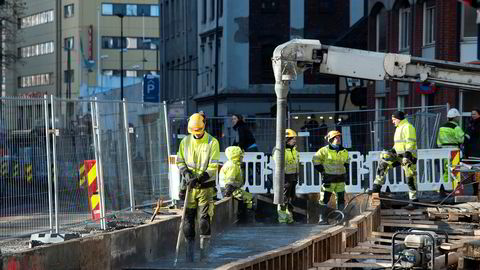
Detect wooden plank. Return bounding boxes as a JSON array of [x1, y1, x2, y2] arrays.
[[367, 237, 404, 244], [455, 196, 478, 203], [381, 215, 427, 220], [381, 209, 425, 216], [315, 259, 348, 270], [345, 247, 391, 254], [440, 242, 465, 251], [357, 242, 392, 249], [331, 253, 391, 260], [372, 231, 480, 241], [313, 262, 392, 268]]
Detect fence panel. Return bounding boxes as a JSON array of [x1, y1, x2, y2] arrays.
[[0, 97, 51, 239]]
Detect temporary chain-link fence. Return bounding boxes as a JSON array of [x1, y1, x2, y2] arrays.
[[0, 96, 170, 240], [290, 105, 448, 153]]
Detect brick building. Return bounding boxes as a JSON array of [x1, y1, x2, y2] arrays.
[[367, 0, 480, 115]]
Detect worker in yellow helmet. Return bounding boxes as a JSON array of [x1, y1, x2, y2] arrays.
[[176, 112, 220, 262], [220, 146, 254, 221], [371, 111, 417, 210], [312, 130, 350, 225], [273, 129, 299, 224]]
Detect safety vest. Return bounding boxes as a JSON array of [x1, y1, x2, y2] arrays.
[[176, 132, 220, 185], [393, 119, 417, 155], [220, 161, 243, 188], [437, 121, 465, 148], [273, 146, 299, 175], [312, 145, 349, 175]]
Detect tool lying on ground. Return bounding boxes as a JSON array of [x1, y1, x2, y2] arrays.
[[150, 199, 164, 222]]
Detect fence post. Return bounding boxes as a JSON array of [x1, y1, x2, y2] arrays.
[[50, 95, 59, 233], [91, 98, 106, 230], [122, 99, 135, 211], [163, 101, 172, 156], [44, 95, 54, 232]]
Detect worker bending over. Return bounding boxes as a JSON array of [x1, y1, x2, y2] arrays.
[[220, 146, 254, 221], [273, 129, 299, 224], [437, 108, 465, 190], [313, 130, 350, 225], [371, 111, 418, 210], [176, 112, 220, 262]]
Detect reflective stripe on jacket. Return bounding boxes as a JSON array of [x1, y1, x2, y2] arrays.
[[312, 145, 349, 175], [437, 121, 465, 148], [273, 146, 299, 175], [176, 132, 220, 184], [393, 119, 417, 155]]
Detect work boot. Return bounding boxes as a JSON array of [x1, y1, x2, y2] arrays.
[[404, 199, 418, 211], [185, 239, 195, 262], [200, 235, 211, 262], [369, 184, 382, 194]]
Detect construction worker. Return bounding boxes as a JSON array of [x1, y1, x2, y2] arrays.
[[220, 146, 254, 221], [437, 108, 465, 189], [176, 112, 220, 262], [273, 129, 299, 224], [371, 111, 418, 210], [313, 130, 349, 225]]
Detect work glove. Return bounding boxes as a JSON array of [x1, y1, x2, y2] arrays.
[[187, 176, 199, 188], [224, 184, 236, 197]]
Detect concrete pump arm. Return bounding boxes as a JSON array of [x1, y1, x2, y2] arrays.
[[270, 39, 480, 204]]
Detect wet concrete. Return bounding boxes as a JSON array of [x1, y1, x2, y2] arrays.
[[125, 223, 332, 270]]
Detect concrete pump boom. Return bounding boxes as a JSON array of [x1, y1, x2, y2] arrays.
[[271, 39, 480, 205]]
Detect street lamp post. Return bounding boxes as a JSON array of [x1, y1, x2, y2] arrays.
[[115, 13, 124, 100]]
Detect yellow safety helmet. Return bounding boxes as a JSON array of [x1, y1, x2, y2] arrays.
[[285, 129, 297, 138], [325, 130, 342, 142], [187, 113, 206, 135]]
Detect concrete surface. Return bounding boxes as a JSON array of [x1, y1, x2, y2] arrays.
[[1, 198, 236, 270], [124, 223, 332, 270]]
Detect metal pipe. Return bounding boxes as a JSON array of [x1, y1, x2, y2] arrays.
[[122, 100, 135, 211], [163, 101, 172, 156], [50, 95, 59, 233], [44, 96, 53, 232], [90, 99, 102, 228], [273, 82, 288, 205]]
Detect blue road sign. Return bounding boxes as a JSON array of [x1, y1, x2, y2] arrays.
[[143, 74, 160, 103]]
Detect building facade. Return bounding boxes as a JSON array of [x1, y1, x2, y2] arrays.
[[6, 0, 160, 100], [367, 0, 480, 115]]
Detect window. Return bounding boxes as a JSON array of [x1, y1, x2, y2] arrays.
[[20, 10, 54, 29], [126, 70, 137, 77], [126, 5, 137, 16], [18, 73, 53, 88], [19, 41, 55, 58], [64, 70, 74, 83], [424, 5, 435, 45], [202, 0, 206, 23], [462, 5, 478, 39], [103, 70, 113, 76], [210, 0, 215, 21], [126, 38, 137, 49], [376, 8, 387, 52], [113, 4, 126, 16], [102, 4, 113, 15], [64, 4, 74, 18], [64, 37, 74, 50], [399, 7, 411, 51], [398, 95, 406, 110]]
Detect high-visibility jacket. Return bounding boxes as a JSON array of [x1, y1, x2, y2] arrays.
[[437, 121, 465, 148], [220, 147, 243, 188], [176, 132, 220, 186], [312, 145, 349, 175], [393, 119, 417, 155], [273, 146, 299, 175]]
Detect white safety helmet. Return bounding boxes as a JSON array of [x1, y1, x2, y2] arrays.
[[447, 108, 461, 118]]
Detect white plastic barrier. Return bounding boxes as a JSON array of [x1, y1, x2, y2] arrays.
[[363, 148, 453, 193], [168, 148, 456, 199]]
